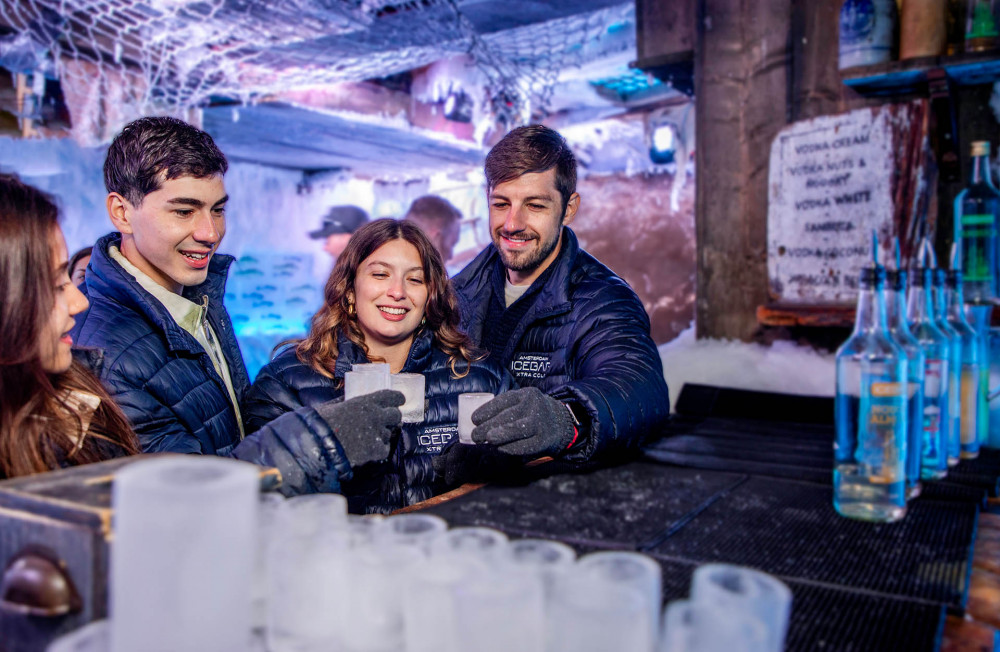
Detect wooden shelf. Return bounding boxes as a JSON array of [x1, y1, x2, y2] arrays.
[[631, 51, 694, 96], [841, 50, 1000, 95], [757, 303, 855, 328]]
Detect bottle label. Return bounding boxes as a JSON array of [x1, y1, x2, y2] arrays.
[[922, 358, 945, 459], [961, 213, 995, 226], [960, 366, 979, 445], [961, 214, 995, 282], [858, 380, 904, 483]]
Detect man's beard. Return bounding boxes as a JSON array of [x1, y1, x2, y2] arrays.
[[494, 228, 561, 274]]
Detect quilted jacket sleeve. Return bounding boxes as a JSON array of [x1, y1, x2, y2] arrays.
[[103, 367, 206, 454], [238, 363, 354, 496], [550, 283, 670, 465]]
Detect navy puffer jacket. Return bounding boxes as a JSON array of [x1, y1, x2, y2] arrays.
[[244, 330, 513, 513], [72, 233, 249, 456], [452, 227, 670, 465]]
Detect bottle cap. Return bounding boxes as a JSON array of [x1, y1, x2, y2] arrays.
[[860, 264, 886, 286], [946, 269, 961, 287], [887, 268, 907, 291], [933, 267, 946, 286], [972, 141, 991, 157]]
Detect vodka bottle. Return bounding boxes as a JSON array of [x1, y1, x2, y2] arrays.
[[953, 140, 999, 302], [945, 270, 982, 459], [907, 265, 950, 479], [934, 268, 963, 465], [835, 264, 908, 522], [886, 268, 926, 500]]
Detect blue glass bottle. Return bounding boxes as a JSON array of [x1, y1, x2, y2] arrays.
[[835, 264, 908, 522], [887, 267, 926, 500], [934, 268, 963, 465], [953, 141, 999, 303], [907, 264, 950, 479], [945, 269, 982, 459]]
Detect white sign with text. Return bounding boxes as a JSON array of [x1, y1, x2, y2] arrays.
[[767, 106, 895, 304]]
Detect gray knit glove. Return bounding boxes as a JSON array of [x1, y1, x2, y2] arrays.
[[471, 387, 576, 457], [315, 389, 404, 468]]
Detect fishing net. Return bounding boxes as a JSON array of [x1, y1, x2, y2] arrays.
[[0, 0, 633, 144]]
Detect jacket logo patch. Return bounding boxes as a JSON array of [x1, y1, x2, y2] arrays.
[[510, 353, 551, 380], [417, 424, 458, 455]]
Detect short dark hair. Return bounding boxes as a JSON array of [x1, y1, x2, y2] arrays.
[[103, 116, 228, 207], [484, 125, 577, 212], [403, 195, 461, 229]]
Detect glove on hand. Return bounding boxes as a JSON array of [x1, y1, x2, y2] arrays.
[[432, 442, 524, 486], [315, 389, 404, 468], [470, 386, 576, 457]]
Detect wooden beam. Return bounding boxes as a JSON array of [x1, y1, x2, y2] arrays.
[[695, 0, 792, 340]]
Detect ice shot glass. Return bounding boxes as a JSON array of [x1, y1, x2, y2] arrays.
[[391, 372, 426, 423], [458, 392, 494, 444], [344, 369, 391, 400]]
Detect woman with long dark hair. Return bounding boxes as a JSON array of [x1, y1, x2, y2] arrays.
[[245, 218, 512, 513], [0, 174, 139, 478]]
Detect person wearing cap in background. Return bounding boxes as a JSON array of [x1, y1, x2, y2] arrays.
[[309, 205, 370, 261], [403, 195, 462, 265]]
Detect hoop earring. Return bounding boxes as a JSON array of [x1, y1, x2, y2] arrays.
[[347, 302, 356, 316], [420, 316, 426, 326]]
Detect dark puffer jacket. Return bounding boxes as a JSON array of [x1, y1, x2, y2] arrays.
[[244, 330, 514, 513], [72, 233, 249, 456], [452, 226, 670, 465], [72, 233, 361, 497]]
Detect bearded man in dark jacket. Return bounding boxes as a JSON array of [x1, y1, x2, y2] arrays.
[[447, 125, 670, 469], [72, 117, 402, 495]]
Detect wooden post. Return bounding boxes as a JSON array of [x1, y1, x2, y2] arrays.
[[695, 0, 793, 340]]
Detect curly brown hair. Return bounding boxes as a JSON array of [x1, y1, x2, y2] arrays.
[[296, 218, 480, 379]]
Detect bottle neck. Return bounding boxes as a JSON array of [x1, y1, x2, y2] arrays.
[[906, 272, 934, 322], [972, 153, 994, 187], [946, 284, 966, 318], [854, 284, 889, 333], [886, 287, 905, 328]]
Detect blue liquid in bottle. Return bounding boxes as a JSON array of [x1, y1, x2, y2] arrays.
[[907, 265, 950, 479], [886, 268, 925, 500], [934, 268, 962, 466]]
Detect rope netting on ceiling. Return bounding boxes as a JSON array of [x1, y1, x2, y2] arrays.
[[0, 0, 633, 144]]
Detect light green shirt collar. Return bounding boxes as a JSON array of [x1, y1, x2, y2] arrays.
[[109, 245, 206, 332]]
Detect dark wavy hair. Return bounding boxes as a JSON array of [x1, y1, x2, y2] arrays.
[[484, 124, 578, 213], [296, 218, 479, 378], [104, 116, 228, 207], [0, 174, 139, 478]]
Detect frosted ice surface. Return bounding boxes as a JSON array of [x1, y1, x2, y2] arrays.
[[659, 327, 836, 412]]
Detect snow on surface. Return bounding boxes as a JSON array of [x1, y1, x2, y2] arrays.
[[658, 327, 836, 412]]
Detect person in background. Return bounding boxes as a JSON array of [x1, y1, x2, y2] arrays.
[[0, 174, 139, 479], [440, 125, 670, 479], [68, 246, 92, 287], [309, 205, 369, 261], [70, 117, 402, 496], [403, 195, 462, 265], [245, 219, 513, 513]]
